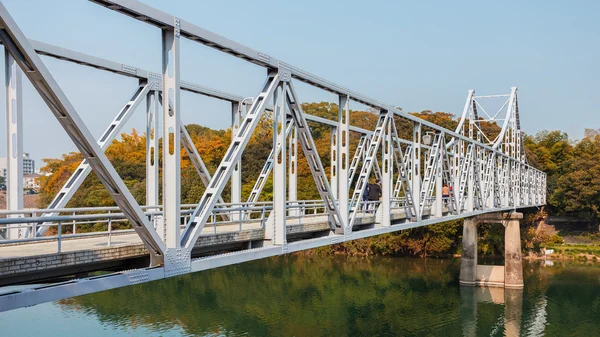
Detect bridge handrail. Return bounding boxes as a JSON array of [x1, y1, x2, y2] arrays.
[[0, 202, 277, 216], [0, 200, 330, 242]]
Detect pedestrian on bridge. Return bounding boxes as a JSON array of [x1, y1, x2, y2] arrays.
[[442, 184, 450, 205], [368, 179, 382, 212], [361, 182, 370, 210]]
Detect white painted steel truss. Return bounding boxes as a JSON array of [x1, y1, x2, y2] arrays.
[[0, 0, 545, 312]]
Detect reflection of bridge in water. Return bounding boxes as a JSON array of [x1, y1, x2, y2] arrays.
[[31, 257, 556, 336], [461, 287, 525, 337], [0, 0, 545, 312]]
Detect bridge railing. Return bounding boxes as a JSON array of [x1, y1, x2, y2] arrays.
[[0, 200, 336, 251], [0, 202, 269, 250]]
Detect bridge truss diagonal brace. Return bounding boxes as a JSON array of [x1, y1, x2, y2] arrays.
[[180, 72, 281, 249], [35, 82, 152, 237], [439, 137, 458, 214], [347, 135, 367, 186], [348, 112, 390, 228], [285, 80, 344, 234], [246, 119, 294, 204], [393, 144, 412, 198], [389, 121, 417, 219], [456, 143, 474, 213], [418, 132, 444, 218], [0, 3, 166, 264], [180, 121, 228, 207]]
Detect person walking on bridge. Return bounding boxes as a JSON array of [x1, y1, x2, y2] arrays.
[[361, 182, 370, 210], [368, 179, 382, 212], [442, 184, 450, 205]]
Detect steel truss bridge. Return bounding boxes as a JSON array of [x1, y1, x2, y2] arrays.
[[0, 0, 545, 312]]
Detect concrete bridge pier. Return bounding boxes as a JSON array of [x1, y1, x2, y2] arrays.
[[459, 212, 523, 288], [504, 215, 524, 288]]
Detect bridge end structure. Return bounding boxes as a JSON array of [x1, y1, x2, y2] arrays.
[[459, 212, 524, 289]]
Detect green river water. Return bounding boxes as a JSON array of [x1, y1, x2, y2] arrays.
[[1, 256, 599, 336]]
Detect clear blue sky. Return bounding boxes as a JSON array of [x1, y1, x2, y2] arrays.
[[1, 0, 599, 166]]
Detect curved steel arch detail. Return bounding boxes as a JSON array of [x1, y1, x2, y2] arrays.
[[454, 87, 527, 163]]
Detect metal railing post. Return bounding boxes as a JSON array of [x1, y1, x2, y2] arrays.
[[107, 218, 112, 247], [57, 221, 62, 253], [31, 211, 37, 237], [72, 211, 76, 234]]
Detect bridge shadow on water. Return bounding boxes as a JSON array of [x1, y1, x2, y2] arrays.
[[3, 256, 600, 336]]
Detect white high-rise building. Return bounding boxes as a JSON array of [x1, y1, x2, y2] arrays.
[[0, 153, 35, 178]]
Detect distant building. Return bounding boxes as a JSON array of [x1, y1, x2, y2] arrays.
[[0, 153, 36, 177], [24, 174, 41, 191], [23, 153, 35, 175]]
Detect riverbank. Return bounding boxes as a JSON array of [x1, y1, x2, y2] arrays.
[[525, 244, 600, 262]]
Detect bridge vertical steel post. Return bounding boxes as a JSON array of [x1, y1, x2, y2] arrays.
[[523, 166, 533, 205], [272, 81, 287, 245], [487, 153, 495, 209], [466, 145, 475, 212], [511, 161, 516, 208], [515, 162, 522, 207], [330, 126, 338, 199], [540, 172, 544, 204], [381, 111, 392, 227], [412, 122, 421, 220], [434, 144, 443, 218], [161, 18, 181, 249], [532, 171, 537, 205], [231, 101, 242, 212], [502, 158, 509, 207], [146, 90, 159, 208], [478, 149, 485, 210], [543, 175, 547, 204], [453, 140, 462, 212], [5, 51, 23, 240], [288, 126, 298, 217], [338, 95, 349, 229], [146, 89, 162, 240]]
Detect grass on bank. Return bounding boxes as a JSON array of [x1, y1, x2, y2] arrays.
[[546, 244, 600, 257]]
